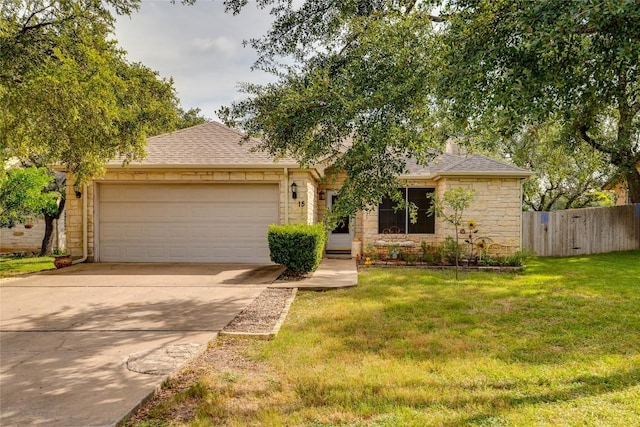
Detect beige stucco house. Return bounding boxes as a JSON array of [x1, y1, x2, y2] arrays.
[[64, 121, 532, 263]]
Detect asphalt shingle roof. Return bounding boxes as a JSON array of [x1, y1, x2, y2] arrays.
[[404, 153, 530, 177], [110, 121, 530, 177], [111, 121, 297, 167]]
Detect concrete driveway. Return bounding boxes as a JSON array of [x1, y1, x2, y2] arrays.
[[0, 263, 284, 427]]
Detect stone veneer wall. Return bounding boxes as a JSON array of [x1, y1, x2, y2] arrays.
[[288, 171, 317, 225], [0, 219, 59, 253], [65, 178, 95, 259], [65, 168, 317, 260], [64, 168, 524, 260], [361, 177, 524, 253], [438, 177, 523, 248]]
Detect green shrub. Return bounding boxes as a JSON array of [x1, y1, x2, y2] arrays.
[[364, 244, 379, 261], [268, 224, 326, 274], [505, 249, 535, 267], [438, 236, 464, 265], [420, 241, 440, 265], [480, 249, 535, 267]]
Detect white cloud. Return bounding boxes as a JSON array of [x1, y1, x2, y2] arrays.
[[114, 1, 278, 120], [190, 37, 238, 57]]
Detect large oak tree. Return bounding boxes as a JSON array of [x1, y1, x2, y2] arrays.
[[218, 0, 640, 217], [1, 0, 188, 253], [1, 0, 179, 183]]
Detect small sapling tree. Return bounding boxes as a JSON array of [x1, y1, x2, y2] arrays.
[[428, 188, 475, 280]]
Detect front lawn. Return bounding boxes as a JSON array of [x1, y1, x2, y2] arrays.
[[127, 250, 640, 426], [0, 256, 54, 278]]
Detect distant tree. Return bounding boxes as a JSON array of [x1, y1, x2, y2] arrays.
[[175, 107, 210, 130], [496, 122, 614, 211]]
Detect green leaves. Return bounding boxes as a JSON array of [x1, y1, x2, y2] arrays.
[[436, 0, 640, 200], [499, 121, 614, 211], [221, 0, 640, 207], [0, 167, 59, 227], [428, 188, 475, 228], [220, 2, 444, 218], [0, 0, 178, 183], [268, 224, 326, 274]]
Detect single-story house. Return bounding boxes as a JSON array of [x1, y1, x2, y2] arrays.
[[64, 121, 532, 263]]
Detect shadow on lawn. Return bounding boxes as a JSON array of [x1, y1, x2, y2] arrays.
[[455, 366, 640, 426], [292, 364, 640, 419], [318, 283, 637, 364], [286, 269, 640, 420]]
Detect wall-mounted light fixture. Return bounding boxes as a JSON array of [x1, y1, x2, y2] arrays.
[[318, 190, 326, 201], [74, 184, 82, 199], [290, 182, 297, 199]]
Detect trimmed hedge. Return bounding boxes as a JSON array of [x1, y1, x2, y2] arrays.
[[268, 224, 326, 274]]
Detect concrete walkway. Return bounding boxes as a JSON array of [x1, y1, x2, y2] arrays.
[[270, 258, 358, 290]]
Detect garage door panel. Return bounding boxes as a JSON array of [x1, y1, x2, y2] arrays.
[[98, 184, 279, 263]]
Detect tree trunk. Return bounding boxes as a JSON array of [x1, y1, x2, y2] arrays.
[[39, 197, 66, 256], [626, 168, 640, 204], [40, 215, 55, 256]]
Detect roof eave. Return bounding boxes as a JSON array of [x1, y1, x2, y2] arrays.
[[399, 173, 436, 180], [104, 163, 302, 170], [433, 171, 534, 180]]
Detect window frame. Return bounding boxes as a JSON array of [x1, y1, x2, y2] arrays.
[[377, 187, 436, 235]]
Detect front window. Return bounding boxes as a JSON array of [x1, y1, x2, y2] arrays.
[[378, 188, 435, 234]]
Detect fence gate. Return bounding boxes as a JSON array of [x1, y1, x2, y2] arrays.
[[522, 204, 640, 257]]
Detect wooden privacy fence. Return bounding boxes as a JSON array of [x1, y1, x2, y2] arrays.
[[522, 204, 640, 257]]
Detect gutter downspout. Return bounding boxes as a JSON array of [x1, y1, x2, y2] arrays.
[[72, 184, 88, 264], [284, 167, 289, 224]]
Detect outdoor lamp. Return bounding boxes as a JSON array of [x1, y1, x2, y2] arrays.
[[318, 190, 326, 200], [74, 184, 82, 199], [291, 182, 297, 199]]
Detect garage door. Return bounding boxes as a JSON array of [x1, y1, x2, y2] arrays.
[[98, 184, 279, 263]]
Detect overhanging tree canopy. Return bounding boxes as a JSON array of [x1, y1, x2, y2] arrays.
[[437, 0, 640, 203], [218, 0, 640, 215]]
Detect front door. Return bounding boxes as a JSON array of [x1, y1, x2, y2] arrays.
[[325, 191, 353, 252]]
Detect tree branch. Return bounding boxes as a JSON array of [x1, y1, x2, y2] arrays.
[[578, 125, 617, 157], [428, 14, 446, 22], [20, 4, 53, 33]]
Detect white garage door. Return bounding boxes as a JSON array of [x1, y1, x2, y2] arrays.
[[98, 184, 279, 263]]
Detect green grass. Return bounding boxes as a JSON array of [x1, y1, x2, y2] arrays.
[[131, 250, 640, 426], [0, 256, 55, 278]]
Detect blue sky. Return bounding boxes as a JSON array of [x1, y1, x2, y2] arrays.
[[114, 1, 277, 120]]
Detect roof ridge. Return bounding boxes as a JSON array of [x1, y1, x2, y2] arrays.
[[438, 153, 468, 172], [156, 121, 211, 139], [468, 153, 526, 169], [208, 120, 264, 145], [147, 121, 244, 142]]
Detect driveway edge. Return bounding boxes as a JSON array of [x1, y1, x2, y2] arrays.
[[116, 333, 217, 426]]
